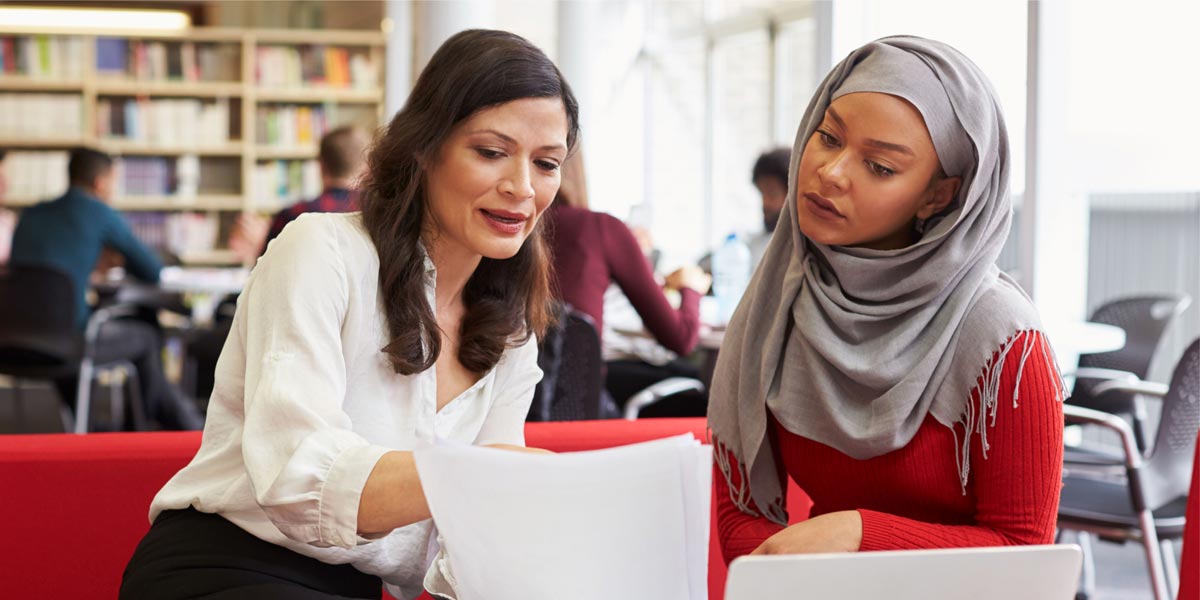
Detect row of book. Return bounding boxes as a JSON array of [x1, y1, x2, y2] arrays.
[[96, 97, 233, 147], [0, 93, 83, 139], [0, 36, 86, 79], [96, 38, 241, 82], [2, 151, 206, 203], [253, 159, 322, 210], [2, 151, 69, 200], [255, 45, 378, 89], [125, 211, 220, 258], [256, 105, 329, 147], [112, 155, 209, 198]]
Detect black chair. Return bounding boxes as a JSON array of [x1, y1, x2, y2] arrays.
[[0, 265, 144, 433], [1066, 294, 1191, 451], [1058, 338, 1200, 600], [527, 304, 607, 422]]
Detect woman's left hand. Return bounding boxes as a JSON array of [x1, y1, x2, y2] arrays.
[[750, 510, 863, 555]]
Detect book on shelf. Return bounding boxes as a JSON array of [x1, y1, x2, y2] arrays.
[[2, 150, 69, 200], [95, 38, 240, 82], [97, 97, 231, 147], [114, 157, 174, 197], [125, 211, 219, 259], [0, 93, 82, 138], [0, 35, 85, 79], [254, 159, 321, 211], [256, 104, 329, 146], [256, 45, 378, 89]]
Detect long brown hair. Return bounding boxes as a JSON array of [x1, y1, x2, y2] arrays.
[[360, 29, 579, 375]]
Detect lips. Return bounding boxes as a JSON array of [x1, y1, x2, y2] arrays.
[[480, 208, 530, 235], [804, 192, 845, 219]]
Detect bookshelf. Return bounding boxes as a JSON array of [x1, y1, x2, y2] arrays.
[[0, 26, 387, 265]]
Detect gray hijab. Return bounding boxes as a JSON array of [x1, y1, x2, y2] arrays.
[[707, 36, 1063, 525]]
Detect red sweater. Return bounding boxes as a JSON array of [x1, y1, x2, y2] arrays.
[[715, 332, 1064, 561], [546, 203, 701, 355]]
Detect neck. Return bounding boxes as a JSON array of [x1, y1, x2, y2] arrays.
[[425, 236, 482, 312], [72, 185, 101, 200], [323, 177, 353, 190]]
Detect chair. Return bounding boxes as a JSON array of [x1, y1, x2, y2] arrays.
[[528, 305, 607, 421], [0, 265, 145, 433], [1058, 338, 1200, 600], [1067, 294, 1191, 451], [1176, 433, 1199, 600]]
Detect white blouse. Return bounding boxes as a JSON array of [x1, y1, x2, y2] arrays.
[[151, 213, 541, 600]]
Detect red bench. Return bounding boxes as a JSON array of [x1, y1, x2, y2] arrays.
[[0, 418, 810, 599]]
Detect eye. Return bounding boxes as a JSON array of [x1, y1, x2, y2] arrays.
[[816, 129, 839, 148], [867, 161, 895, 177], [535, 159, 560, 172], [475, 148, 504, 159]]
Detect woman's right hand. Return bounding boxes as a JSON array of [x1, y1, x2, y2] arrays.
[[665, 265, 713, 295]]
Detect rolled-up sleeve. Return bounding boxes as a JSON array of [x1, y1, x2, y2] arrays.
[[237, 215, 390, 549], [472, 335, 541, 447]]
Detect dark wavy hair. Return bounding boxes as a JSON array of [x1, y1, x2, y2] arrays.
[[360, 29, 579, 376]]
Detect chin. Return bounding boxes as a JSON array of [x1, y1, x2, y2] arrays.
[[477, 239, 527, 260]]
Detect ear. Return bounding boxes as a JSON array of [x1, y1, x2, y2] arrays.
[[917, 176, 960, 220]]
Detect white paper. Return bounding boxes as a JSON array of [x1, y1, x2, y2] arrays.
[[413, 434, 712, 600]]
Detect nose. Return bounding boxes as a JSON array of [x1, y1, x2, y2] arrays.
[[816, 148, 851, 193], [500, 160, 535, 201]]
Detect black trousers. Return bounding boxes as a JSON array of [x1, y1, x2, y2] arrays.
[[121, 508, 382, 600], [54, 319, 204, 430], [605, 358, 708, 418]]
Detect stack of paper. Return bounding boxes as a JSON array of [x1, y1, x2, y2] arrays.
[[413, 434, 711, 600]]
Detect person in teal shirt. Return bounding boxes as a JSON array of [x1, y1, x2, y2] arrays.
[[10, 148, 202, 430]]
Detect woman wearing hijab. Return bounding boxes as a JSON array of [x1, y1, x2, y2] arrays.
[[708, 36, 1064, 559]]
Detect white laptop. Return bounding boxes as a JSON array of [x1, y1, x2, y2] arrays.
[[725, 544, 1082, 600]]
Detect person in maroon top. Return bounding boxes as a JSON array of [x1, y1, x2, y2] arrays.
[[545, 152, 711, 415], [708, 36, 1064, 562]]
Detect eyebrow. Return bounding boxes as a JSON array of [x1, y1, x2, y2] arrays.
[[826, 108, 916, 157], [466, 128, 568, 154]]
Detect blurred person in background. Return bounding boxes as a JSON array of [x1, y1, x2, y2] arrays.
[[229, 125, 370, 263], [700, 147, 791, 274], [9, 147, 203, 430], [748, 147, 791, 265], [545, 151, 711, 417]]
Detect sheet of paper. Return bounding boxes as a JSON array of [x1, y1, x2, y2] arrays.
[[414, 434, 711, 600]]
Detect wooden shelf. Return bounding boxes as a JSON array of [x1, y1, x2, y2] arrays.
[[0, 137, 86, 149], [252, 29, 386, 46], [0, 26, 384, 256], [5, 195, 48, 207], [179, 249, 241, 266], [100, 140, 245, 156], [0, 77, 85, 92], [114, 195, 244, 211], [255, 145, 317, 160], [255, 87, 382, 103], [95, 80, 244, 97]]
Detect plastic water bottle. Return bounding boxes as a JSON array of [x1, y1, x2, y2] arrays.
[[712, 233, 752, 325]]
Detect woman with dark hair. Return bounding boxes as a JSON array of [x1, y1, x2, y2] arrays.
[[709, 37, 1064, 561], [121, 30, 577, 600]]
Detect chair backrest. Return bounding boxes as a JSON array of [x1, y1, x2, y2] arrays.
[[528, 304, 605, 421], [0, 264, 79, 368], [1143, 338, 1200, 509], [1079, 294, 1191, 378]]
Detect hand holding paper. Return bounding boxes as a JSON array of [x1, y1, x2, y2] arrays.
[[413, 434, 711, 600]]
